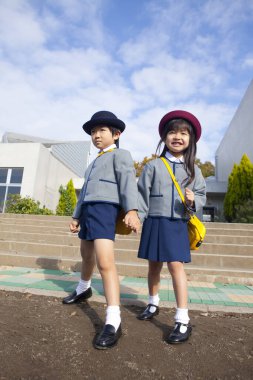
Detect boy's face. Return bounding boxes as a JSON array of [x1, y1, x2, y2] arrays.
[[91, 125, 120, 150]]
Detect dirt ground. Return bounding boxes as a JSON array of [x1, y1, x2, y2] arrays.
[[0, 290, 252, 380]]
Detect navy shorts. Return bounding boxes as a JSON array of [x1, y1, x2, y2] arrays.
[[78, 202, 120, 241], [138, 217, 191, 263]]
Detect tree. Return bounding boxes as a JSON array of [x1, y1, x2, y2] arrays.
[[67, 179, 77, 212], [224, 154, 253, 222], [5, 195, 53, 215], [233, 199, 253, 223], [134, 155, 158, 177], [56, 179, 77, 216], [195, 159, 215, 177], [134, 155, 215, 178]]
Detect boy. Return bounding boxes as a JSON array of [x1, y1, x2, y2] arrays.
[[62, 111, 140, 349]]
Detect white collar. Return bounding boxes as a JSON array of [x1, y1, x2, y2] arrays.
[[100, 143, 117, 153], [165, 151, 184, 163]]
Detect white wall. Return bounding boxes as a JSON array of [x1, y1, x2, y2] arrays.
[[0, 143, 80, 212], [0, 143, 40, 196], [216, 80, 253, 182], [34, 145, 78, 211]]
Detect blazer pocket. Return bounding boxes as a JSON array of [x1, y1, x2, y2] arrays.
[[99, 179, 118, 200], [99, 179, 117, 184], [149, 194, 164, 215]]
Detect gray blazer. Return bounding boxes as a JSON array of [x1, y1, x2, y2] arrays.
[[73, 148, 138, 219], [138, 158, 206, 221]]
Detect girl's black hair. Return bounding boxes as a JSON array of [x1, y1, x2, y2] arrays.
[[156, 119, 197, 185]]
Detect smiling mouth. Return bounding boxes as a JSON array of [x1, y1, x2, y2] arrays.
[[172, 142, 183, 145]]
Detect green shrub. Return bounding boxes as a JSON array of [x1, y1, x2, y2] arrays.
[[56, 179, 77, 216], [5, 195, 53, 215], [224, 154, 253, 222], [233, 199, 253, 223]]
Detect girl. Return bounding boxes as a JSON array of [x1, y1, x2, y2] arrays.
[[137, 110, 206, 344], [63, 111, 140, 350]]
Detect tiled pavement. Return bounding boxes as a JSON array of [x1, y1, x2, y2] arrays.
[[0, 265, 253, 312]]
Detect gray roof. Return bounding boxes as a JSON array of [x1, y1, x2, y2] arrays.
[[2, 132, 58, 144], [2, 132, 91, 178]]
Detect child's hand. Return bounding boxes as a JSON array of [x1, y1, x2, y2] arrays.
[[69, 219, 79, 233], [185, 188, 194, 208], [124, 210, 141, 233]]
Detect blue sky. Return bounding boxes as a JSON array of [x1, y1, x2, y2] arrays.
[[0, 0, 253, 163]]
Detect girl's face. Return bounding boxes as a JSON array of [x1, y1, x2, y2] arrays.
[[165, 126, 190, 157], [91, 125, 120, 150]]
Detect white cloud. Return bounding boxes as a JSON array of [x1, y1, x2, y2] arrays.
[[0, 0, 252, 167], [0, 0, 45, 52], [130, 56, 223, 104], [243, 57, 253, 68]]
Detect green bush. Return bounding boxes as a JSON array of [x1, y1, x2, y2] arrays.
[[224, 154, 253, 222], [56, 179, 77, 216], [5, 195, 53, 215], [233, 199, 253, 223]]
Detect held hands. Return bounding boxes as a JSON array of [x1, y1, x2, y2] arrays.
[[185, 188, 195, 208], [69, 219, 79, 233], [123, 210, 141, 233]]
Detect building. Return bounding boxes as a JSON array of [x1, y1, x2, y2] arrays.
[[205, 79, 253, 220], [0, 132, 91, 213]]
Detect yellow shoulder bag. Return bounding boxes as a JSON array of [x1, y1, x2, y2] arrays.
[[160, 157, 206, 250]]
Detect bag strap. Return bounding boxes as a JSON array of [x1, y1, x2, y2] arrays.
[[160, 157, 187, 208]]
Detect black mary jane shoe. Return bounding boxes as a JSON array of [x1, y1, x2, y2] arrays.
[[137, 304, 159, 321], [166, 322, 192, 344], [94, 324, 122, 350], [62, 287, 92, 304]]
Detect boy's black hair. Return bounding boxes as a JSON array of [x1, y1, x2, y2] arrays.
[[109, 126, 121, 148], [156, 119, 197, 185]]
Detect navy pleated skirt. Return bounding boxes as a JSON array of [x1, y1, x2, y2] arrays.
[[138, 217, 191, 263], [78, 202, 120, 241]]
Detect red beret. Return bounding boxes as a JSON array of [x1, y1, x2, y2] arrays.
[[158, 110, 202, 142]]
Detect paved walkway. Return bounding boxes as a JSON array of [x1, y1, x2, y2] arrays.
[[0, 265, 253, 313]]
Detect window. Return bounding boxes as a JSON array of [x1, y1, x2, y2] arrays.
[[10, 168, 23, 184], [0, 167, 24, 212], [0, 168, 8, 183], [0, 187, 6, 213]]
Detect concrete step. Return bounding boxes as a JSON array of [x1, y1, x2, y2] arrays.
[[0, 218, 69, 228], [1, 232, 253, 256], [0, 240, 253, 269], [0, 223, 71, 235], [204, 234, 253, 244], [196, 243, 253, 255], [2, 226, 253, 245], [204, 228, 253, 236], [1, 214, 253, 285], [205, 222, 253, 230], [0, 213, 70, 222], [1, 214, 253, 231], [0, 231, 79, 245], [3, 221, 251, 238], [115, 250, 253, 269], [0, 251, 252, 285]]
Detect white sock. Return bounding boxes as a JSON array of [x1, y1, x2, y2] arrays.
[[76, 279, 91, 295], [174, 308, 190, 325], [105, 306, 121, 331], [148, 294, 160, 313]]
